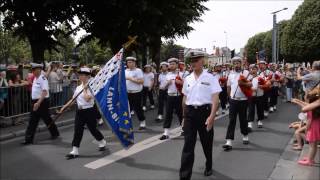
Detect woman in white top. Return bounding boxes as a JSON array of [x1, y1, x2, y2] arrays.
[[142, 64, 155, 111], [59, 67, 106, 160]]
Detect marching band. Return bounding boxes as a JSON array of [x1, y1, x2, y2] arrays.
[[21, 51, 298, 180]]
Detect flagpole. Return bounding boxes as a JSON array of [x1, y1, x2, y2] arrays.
[[52, 36, 138, 129]]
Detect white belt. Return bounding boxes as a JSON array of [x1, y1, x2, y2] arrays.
[[231, 97, 247, 100], [78, 105, 93, 110], [168, 93, 180, 96], [127, 90, 140, 93]]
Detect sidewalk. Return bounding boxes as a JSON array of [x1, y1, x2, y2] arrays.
[[269, 137, 319, 180], [0, 110, 76, 141]]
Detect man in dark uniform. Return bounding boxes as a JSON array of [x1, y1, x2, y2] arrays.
[[180, 50, 221, 180], [22, 63, 60, 145]]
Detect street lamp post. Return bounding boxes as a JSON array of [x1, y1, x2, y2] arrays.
[[224, 31, 228, 48], [271, 7, 287, 63]]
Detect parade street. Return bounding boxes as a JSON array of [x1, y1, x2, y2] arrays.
[[1, 102, 317, 180]]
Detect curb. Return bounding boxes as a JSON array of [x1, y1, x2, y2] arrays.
[[0, 118, 74, 142]]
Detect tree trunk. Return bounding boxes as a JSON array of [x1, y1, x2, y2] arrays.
[[150, 36, 161, 71], [29, 39, 45, 64]]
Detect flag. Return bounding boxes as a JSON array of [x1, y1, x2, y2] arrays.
[[231, 49, 235, 58], [88, 48, 134, 148], [258, 50, 266, 60]]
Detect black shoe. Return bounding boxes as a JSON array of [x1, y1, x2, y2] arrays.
[[243, 140, 250, 145], [99, 146, 106, 151], [21, 141, 33, 145], [155, 118, 163, 123], [180, 131, 185, 136], [65, 154, 79, 160], [222, 144, 232, 151], [51, 135, 60, 140], [138, 126, 146, 130], [204, 169, 213, 176], [159, 135, 169, 140]]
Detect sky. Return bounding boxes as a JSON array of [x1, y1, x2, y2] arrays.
[[174, 0, 304, 54]]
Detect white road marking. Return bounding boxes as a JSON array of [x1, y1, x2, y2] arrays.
[[84, 113, 228, 169]]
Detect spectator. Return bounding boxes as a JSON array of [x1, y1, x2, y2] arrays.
[[8, 73, 29, 116], [285, 67, 294, 102], [291, 113, 307, 151], [142, 65, 155, 111], [47, 63, 63, 107], [296, 61, 320, 101], [60, 65, 71, 104], [0, 68, 8, 112], [70, 67, 79, 93], [292, 89, 320, 166], [25, 68, 35, 112]]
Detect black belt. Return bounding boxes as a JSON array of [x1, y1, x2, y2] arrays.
[[187, 104, 211, 110], [31, 98, 49, 103]]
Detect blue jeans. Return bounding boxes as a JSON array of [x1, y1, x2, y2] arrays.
[[286, 88, 292, 102]]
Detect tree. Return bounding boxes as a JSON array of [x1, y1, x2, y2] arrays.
[[10, 38, 31, 63], [44, 26, 76, 63], [0, 29, 31, 64], [78, 37, 113, 65], [0, 29, 16, 65], [160, 40, 184, 61], [245, 32, 268, 63], [280, 0, 320, 62], [76, 0, 208, 67], [1, 0, 78, 63]]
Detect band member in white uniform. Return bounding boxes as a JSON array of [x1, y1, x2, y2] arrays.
[[269, 63, 281, 112], [223, 57, 252, 151], [248, 64, 264, 131], [258, 61, 271, 117], [180, 50, 221, 180], [142, 64, 155, 111], [125, 57, 147, 130], [156, 62, 169, 122], [178, 61, 190, 79], [59, 67, 106, 159], [159, 58, 183, 140], [22, 63, 60, 145]]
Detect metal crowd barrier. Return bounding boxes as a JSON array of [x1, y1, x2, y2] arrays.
[[0, 82, 77, 119]]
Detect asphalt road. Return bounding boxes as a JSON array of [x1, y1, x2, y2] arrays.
[[0, 102, 301, 180]]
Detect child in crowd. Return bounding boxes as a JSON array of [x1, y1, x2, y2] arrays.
[[292, 97, 320, 166]]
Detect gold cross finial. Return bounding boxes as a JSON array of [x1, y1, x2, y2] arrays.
[[123, 36, 138, 50]]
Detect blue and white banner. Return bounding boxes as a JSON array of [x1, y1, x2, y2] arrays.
[[89, 48, 134, 147]]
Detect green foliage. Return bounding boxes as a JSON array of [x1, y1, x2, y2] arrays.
[[245, 31, 270, 63], [160, 40, 184, 61], [44, 26, 76, 63], [0, 29, 31, 64], [280, 0, 320, 62], [78, 37, 113, 65], [246, 0, 320, 63], [1, 0, 208, 65], [1, 0, 78, 63]]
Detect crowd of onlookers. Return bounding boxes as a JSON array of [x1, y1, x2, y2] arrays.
[[287, 61, 320, 166], [0, 62, 82, 118]]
